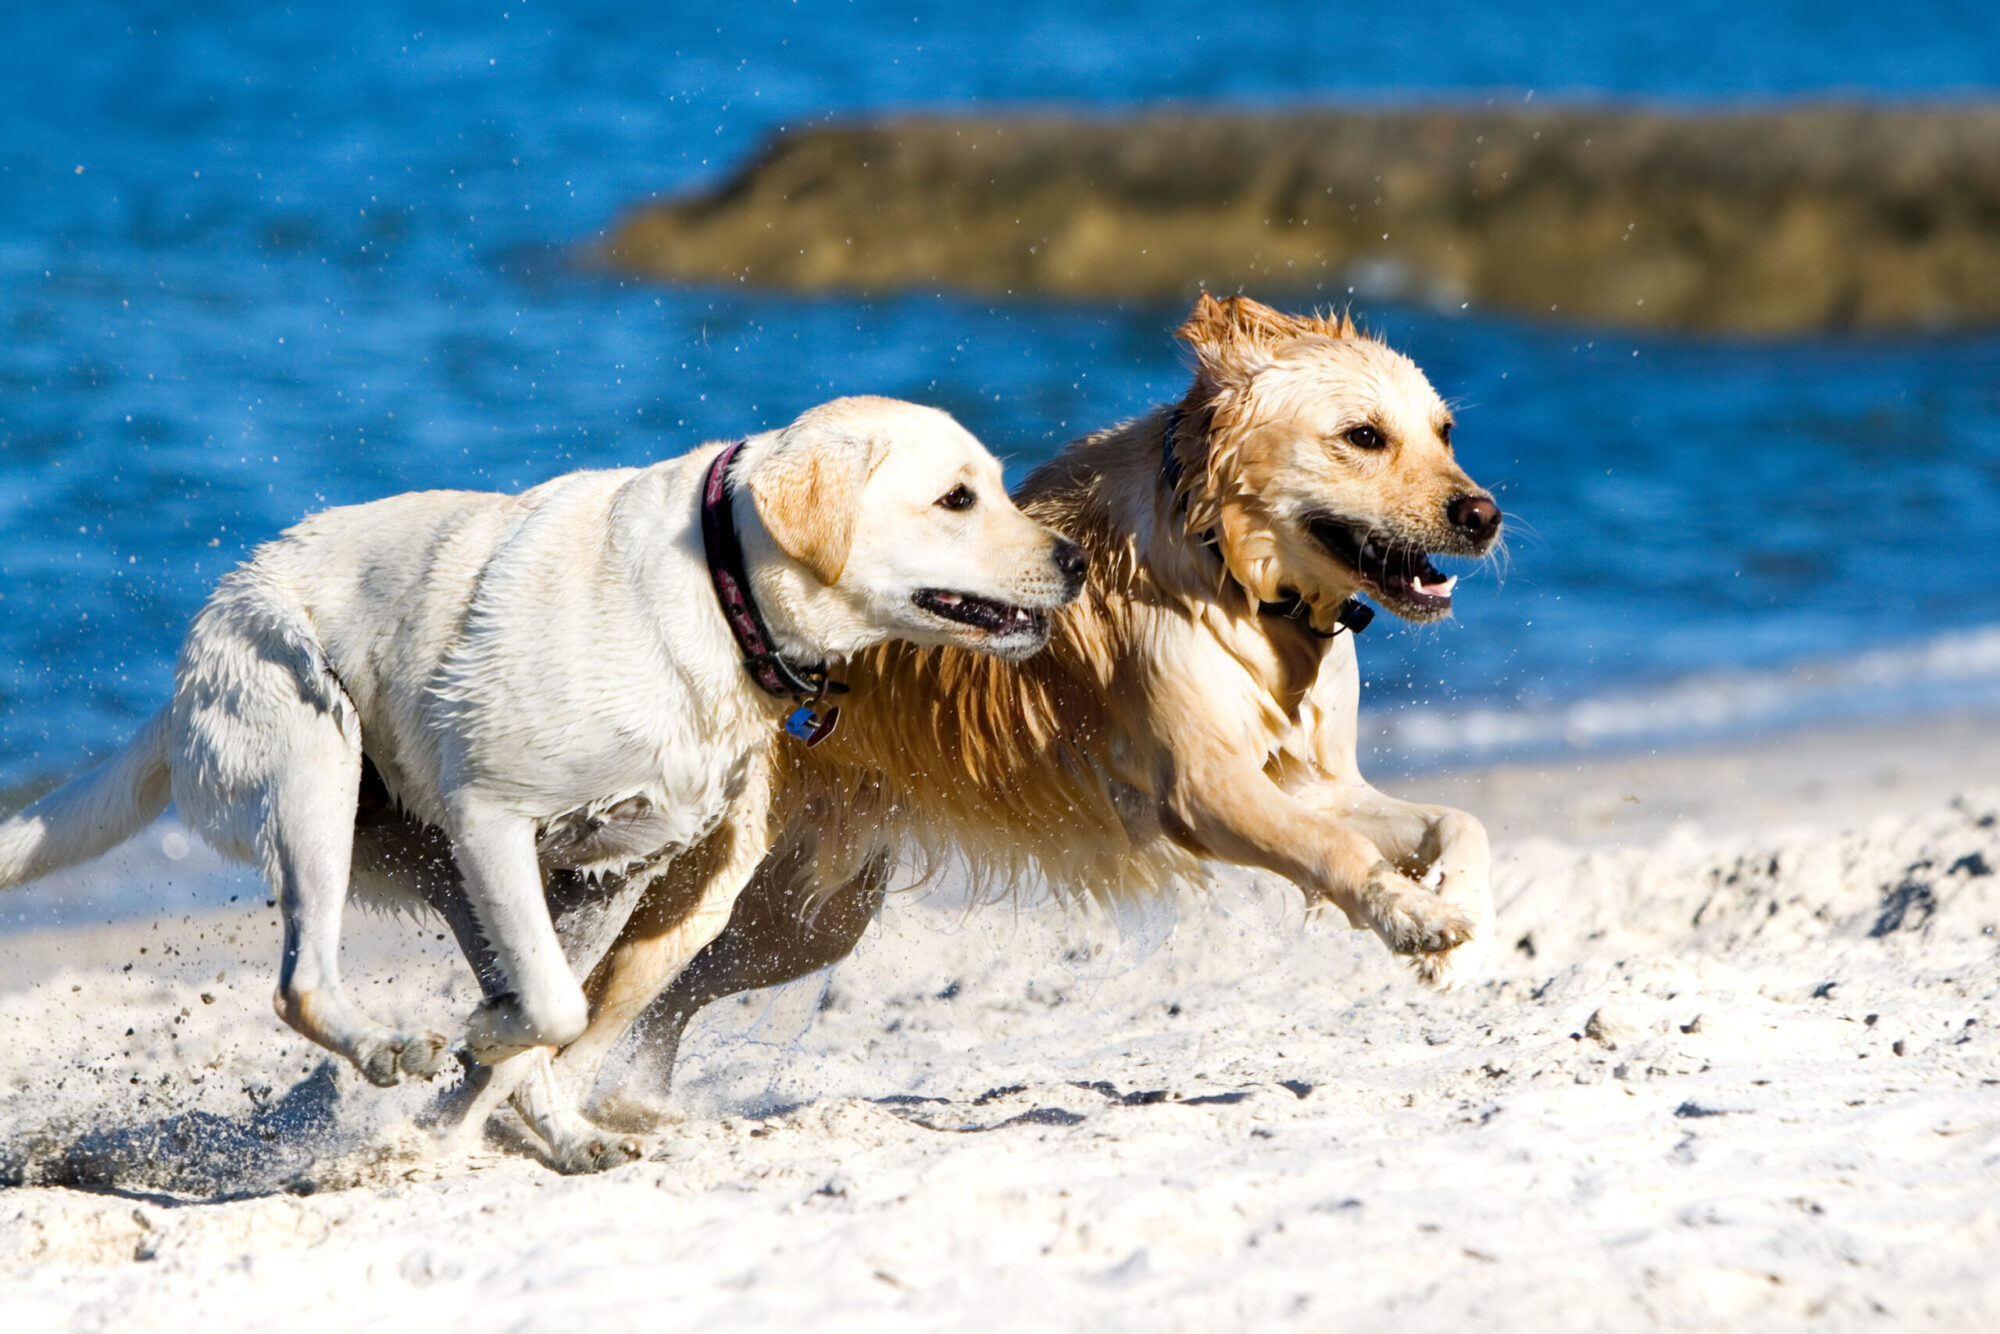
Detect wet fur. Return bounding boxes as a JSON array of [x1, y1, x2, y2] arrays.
[[578, 294, 1505, 1121], [0, 395, 1080, 1174]]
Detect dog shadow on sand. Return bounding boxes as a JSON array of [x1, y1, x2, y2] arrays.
[[0, 1062, 410, 1203]]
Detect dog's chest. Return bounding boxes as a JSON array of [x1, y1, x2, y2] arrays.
[[533, 725, 765, 875], [1201, 612, 1330, 737], [536, 794, 695, 871]]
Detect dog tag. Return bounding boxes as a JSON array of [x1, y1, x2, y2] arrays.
[[784, 703, 841, 747]]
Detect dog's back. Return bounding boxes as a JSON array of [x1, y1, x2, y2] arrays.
[[205, 469, 684, 827]]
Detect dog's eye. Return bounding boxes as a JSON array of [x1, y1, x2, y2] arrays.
[[1439, 421, 1454, 448], [1345, 424, 1386, 451], [936, 484, 977, 512]]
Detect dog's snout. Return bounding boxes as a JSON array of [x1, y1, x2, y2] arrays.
[[1447, 494, 1501, 544], [1052, 538, 1088, 592]]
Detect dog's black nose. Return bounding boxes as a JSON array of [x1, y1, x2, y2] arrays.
[[1053, 539, 1088, 590], [1447, 494, 1502, 543]]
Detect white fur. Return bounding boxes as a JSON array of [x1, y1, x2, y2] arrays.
[[0, 394, 1077, 1170]]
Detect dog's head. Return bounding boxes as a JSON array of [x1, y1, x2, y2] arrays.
[[1172, 293, 1501, 626], [745, 395, 1085, 661]]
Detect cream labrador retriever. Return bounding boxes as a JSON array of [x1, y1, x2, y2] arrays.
[[0, 394, 1084, 1168]]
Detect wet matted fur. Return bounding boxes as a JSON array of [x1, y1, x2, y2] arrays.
[[573, 293, 1507, 1124]]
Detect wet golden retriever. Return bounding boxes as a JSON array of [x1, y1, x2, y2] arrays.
[[560, 293, 1506, 1127]]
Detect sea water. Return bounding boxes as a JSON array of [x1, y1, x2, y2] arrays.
[[4, 0, 1999, 812]]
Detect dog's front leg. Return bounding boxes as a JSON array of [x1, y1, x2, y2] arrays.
[[602, 835, 894, 1122], [1158, 750, 1475, 966], [1296, 782, 1493, 988], [443, 798, 590, 1062], [552, 778, 774, 1104], [432, 1046, 644, 1175], [487, 769, 774, 1172], [435, 861, 668, 1172]]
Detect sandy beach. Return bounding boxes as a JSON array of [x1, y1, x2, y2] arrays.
[[2, 714, 1997, 1331], [7, 2, 2000, 1330]]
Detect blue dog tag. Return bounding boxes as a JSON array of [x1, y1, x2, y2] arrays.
[[784, 703, 840, 746]]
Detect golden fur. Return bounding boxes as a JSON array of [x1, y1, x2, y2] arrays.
[[354, 294, 1507, 1136], [556, 294, 1509, 1133], [761, 294, 1497, 919]]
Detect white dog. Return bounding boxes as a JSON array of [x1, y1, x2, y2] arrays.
[[0, 395, 1085, 1170]]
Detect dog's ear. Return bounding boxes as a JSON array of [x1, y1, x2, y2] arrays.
[[1177, 294, 1357, 371], [1176, 294, 1286, 387], [1303, 307, 1360, 339], [1212, 495, 1286, 607], [746, 434, 884, 586], [1218, 295, 1309, 343], [1175, 290, 1236, 355]]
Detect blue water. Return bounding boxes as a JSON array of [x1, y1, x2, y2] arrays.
[[5, 1, 2000, 796]]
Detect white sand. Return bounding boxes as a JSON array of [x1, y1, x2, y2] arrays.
[[4, 715, 2000, 1332]]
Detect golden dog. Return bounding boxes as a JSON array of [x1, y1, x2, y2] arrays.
[[556, 293, 1505, 1125]]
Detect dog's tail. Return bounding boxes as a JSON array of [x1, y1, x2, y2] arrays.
[[0, 707, 173, 889]]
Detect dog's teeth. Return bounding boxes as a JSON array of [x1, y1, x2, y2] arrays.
[[937, 592, 961, 605]]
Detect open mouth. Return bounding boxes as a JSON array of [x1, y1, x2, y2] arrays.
[[913, 589, 1048, 638], [1306, 515, 1459, 618]]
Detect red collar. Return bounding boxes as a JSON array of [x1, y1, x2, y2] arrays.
[[699, 442, 845, 745]]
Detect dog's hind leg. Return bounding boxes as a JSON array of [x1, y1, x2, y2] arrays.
[[173, 584, 448, 1087], [264, 759, 448, 1085], [594, 831, 891, 1125]]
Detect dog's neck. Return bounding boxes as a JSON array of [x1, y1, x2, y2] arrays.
[[700, 444, 851, 742]]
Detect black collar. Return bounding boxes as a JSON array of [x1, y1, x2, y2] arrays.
[[700, 441, 845, 746], [1160, 408, 1373, 639]]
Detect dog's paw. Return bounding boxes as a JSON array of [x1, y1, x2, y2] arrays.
[[355, 1042, 405, 1089], [549, 1130, 647, 1175], [397, 1031, 451, 1079], [1408, 932, 1491, 992], [353, 1031, 451, 1088], [1363, 864, 1476, 958]]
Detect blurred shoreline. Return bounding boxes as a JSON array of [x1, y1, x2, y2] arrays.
[[598, 103, 2000, 333], [1415, 704, 2000, 848]]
